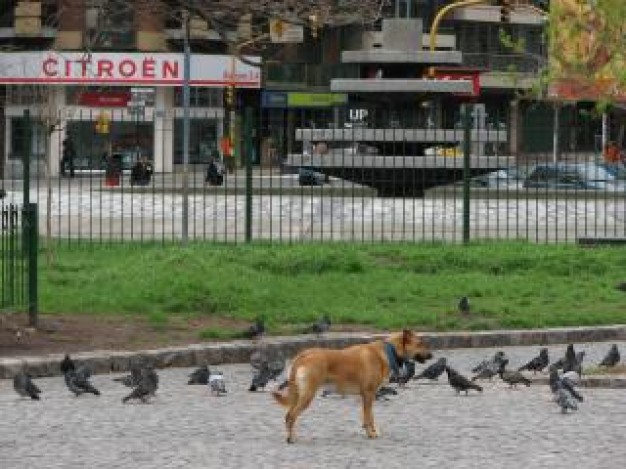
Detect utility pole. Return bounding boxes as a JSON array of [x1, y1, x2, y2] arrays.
[[182, 12, 191, 244]]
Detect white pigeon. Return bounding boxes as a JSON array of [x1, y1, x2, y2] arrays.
[[208, 372, 227, 396]]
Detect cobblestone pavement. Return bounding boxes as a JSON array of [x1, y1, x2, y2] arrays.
[[1, 341, 624, 469]]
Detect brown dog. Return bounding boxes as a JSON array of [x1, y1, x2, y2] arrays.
[[272, 329, 432, 443]]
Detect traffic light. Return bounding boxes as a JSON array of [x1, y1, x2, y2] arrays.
[[499, 0, 512, 23], [225, 86, 235, 107], [95, 111, 110, 134]]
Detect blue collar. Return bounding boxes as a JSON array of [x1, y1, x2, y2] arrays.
[[384, 342, 401, 377]]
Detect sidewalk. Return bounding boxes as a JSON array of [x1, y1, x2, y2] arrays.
[[2, 324, 625, 380]]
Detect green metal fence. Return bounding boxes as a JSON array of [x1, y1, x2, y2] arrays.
[[0, 103, 625, 245]]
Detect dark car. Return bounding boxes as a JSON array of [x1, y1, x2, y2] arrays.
[[523, 163, 626, 192]]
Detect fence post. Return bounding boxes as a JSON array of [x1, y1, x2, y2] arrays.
[[462, 103, 473, 244], [244, 106, 253, 243], [22, 109, 31, 206], [23, 203, 38, 327]]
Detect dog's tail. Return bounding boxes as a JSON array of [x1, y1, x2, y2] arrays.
[[272, 367, 300, 407]]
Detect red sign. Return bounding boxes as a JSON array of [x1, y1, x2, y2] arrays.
[[432, 68, 481, 98], [78, 91, 131, 107]]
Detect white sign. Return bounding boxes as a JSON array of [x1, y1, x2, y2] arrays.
[[0, 52, 262, 88], [269, 19, 304, 43]]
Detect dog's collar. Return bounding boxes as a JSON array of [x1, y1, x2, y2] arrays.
[[383, 342, 402, 377]]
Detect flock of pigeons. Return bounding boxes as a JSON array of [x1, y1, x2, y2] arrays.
[[11, 315, 331, 402], [394, 342, 621, 413], [11, 313, 622, 415]]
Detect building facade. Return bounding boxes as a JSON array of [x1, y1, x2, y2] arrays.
[[0, 0, 260, 177]]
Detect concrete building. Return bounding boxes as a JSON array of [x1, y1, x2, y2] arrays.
[[0, 0, 260, 177]]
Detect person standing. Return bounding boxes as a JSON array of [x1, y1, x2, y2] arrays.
[[61, 135, 76, 177]]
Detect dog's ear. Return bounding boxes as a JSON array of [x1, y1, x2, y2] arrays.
[[401, 329, 413, 347]]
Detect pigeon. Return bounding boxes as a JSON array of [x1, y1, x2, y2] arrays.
[[242, 317, 265, 340], [305, 314, 331, 336], [248, 357, 285, 392], [458, 296, 470, 315], [445, 366, 483, 395], [61, 354, 100, 396], [553, 344, 578, 374], [122, 366, 159, 403], [375, 386, 398, 401], [549, 368, 583, 402], [498, 362, 531, 388], [599, 344, 620, 367], [473, 358, 509, 381], [518, 347, 549, 374], [414, 357, 447, 381], [553, 385, 579, 413], [113, 367, 143, 387], [390, 360, 415, 386], [471, 351, 507, 375], [188, 365, 211, 385], [209, 372, 227, 396], [64, 365, 100, 396], [13, 371, 41, 400], [60, 354, 76, 375]]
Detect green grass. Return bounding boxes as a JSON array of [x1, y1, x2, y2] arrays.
[[28, 241, 626, 332]]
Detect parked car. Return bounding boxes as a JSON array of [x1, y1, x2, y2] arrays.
[[523, 163, 626, 192], [470, 167, 526, 189]]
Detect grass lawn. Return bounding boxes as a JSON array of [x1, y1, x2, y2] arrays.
[[27, 241, 625, 338]]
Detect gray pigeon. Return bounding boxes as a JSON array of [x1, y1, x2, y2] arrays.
[[599, 344, 620, 367], [208, 372, 227, 396], [306, 315, 331, 336], [13, 371, 41, 400], [553, 385, 579, 413], [60, 356, 99, 397], [445, 366, 483, 395], [248, 358, 285, 391], [113, 357, 148, 387], [518, 348, 549, 374], [375, 386, 398, 401], [471, 351, 507, 375], [473, 358, 509, 382], [414, 357, 447, 381], [498, 361, 531, 388], [242, 317, 265, 340], [458, 296, 470, 315], [122, 366, 159, 403], [188, 365, 210, 385], [549, 368, 583, 402]]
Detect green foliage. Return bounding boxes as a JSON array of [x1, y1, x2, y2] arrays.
[[36, 242, 626, 332]]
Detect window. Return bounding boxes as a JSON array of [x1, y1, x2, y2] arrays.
[[85, 0, 135, 50], [9, 118, 46, 160], [173, 118, 219, 164], [174, 88, 223, 108]]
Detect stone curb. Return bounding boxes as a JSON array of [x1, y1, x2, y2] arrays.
[[531, 376, 626, 389], [1, 324, 625, 380]]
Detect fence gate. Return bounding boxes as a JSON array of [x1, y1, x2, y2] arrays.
[[1, 202, 38, 325]]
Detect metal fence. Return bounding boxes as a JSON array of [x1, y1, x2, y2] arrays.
[[0, 103, 625, 245], [1, 203, 26, 311]]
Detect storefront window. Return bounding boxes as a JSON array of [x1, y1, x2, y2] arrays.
[[173, 119, 218, 164], [66, 119, 153, 170], [9, 117, 46, 160]]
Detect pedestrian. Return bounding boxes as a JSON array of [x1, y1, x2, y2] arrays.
[[205, 156, 225, 186], [61, 135, 76, 177], [130, 155, 153, 186]]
